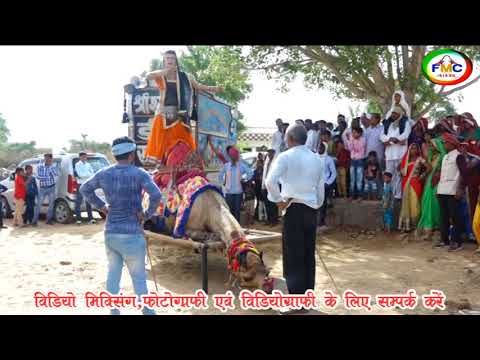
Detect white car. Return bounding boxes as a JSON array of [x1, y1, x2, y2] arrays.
[[241, 150, 266, 171], [0, 152, 110, 224]]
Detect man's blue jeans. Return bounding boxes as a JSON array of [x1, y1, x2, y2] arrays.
[[33, 185, 56, 223], [75, 188, 93, 221], [350, 159, 365, 198], [105, 233, 155, 315]]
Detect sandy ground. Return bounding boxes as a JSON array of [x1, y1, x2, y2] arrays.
[[1, 216, 480, 315]]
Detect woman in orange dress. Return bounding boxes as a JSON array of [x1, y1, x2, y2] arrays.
[[144, 50, 223, 164]]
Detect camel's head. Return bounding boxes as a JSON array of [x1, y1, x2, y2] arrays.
[[236, 251, 271, 290], [229, 231, 271, 290]]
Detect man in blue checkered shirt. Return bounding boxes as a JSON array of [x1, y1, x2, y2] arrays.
[[33, 153, 59, 226]]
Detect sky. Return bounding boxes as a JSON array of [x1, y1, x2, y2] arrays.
[[1, 46, 480, 151]]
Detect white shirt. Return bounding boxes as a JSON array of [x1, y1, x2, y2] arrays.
[[266, 145, 325, 210], [306, 129, 319, 152], [380, 120, 412, 161], [272, 130, 283, 155], [319, 155, 337, 185], [75, 160, 95, 184], [262, 155, 275, 190], [437, 149, 461, 195]]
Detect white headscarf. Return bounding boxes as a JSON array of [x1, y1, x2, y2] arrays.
[[385, 90, 411, 119]]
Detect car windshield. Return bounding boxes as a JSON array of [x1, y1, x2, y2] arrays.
[[73, 157, 109, 173], [243, 157, 256, 168]]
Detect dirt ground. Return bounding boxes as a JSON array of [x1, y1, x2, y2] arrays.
[[1, 216, 480, 315]]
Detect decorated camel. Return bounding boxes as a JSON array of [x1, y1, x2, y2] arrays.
[[143, 141, 271, 291]]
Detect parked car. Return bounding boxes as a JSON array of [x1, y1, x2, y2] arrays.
[[241, 150, 267, 171], [0, 152, 110, 224]]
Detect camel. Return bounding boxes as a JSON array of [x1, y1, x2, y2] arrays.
[[144, 142, 270, 291]]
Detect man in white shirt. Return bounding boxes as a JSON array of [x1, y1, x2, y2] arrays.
[[266, 124, 324, 306], [75, 152, 96, 225], [305, 119, 318, 152], [271, 118, 284, 156], [380, 106, 411, 200]]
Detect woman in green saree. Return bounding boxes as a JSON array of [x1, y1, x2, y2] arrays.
[[417, 137, 447, 237]]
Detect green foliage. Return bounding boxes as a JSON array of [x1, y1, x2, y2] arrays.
[[65, 138, 113, 162], [243, 46, 480, 119], [0, 141, 50, 168], [366, 99, 383, 114], [149, 46, 252, 133], [0, 113, 10, 144], [429, 101, 457, 124]]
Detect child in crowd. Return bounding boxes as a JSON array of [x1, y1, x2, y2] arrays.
[[321, 130, 335, 156], [318, 142, 337, 229], [0, 183, 8, 230], [242, 180, 256, 226], [335, 139, 350, 198], [364, 151, 380, 201], [13, 167, 26, 227], [344, 126, 366, 201], [23, 165, 38, 225], [382, 171, 394, 234]]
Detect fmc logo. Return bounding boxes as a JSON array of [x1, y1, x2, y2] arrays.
[[422, 49, 473, 86]]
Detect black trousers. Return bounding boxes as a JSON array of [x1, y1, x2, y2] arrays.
[[282, 203, 318, 294], [225, 193, 242, 222], [262, 189, 278, 224], [438, 194, 464, 245], [0, 200, 3, 227], [318, 184, 332, 227]]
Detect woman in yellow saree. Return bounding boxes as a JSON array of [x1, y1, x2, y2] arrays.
[[398, 143, 429, 232], [472, 201, 480, 253], [144, 50, 223, 164]]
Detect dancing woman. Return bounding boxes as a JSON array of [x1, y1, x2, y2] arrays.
[[144, 50, 223, 164]]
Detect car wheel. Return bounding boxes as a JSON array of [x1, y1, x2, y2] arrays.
[[54, 199, 74, 224], [1, 196, 13, 219]]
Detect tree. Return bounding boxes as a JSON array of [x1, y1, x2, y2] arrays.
[[243, 46, 480, 119], [65, 138, 113, 162], [0, 141, 50, 168], [149, 46, 252, 132], [429, 101, 457, 124], [0, 113, 10, 144]]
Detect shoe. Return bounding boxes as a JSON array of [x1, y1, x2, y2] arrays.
[[46, 220, 54, 225], [31, 223, 38, 227], [1, 226, 7, 229], [76, 220, 82, 225], [434, 242, 447, 248], [448, 243, 464, 252], [89, 219, 97, 224]]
